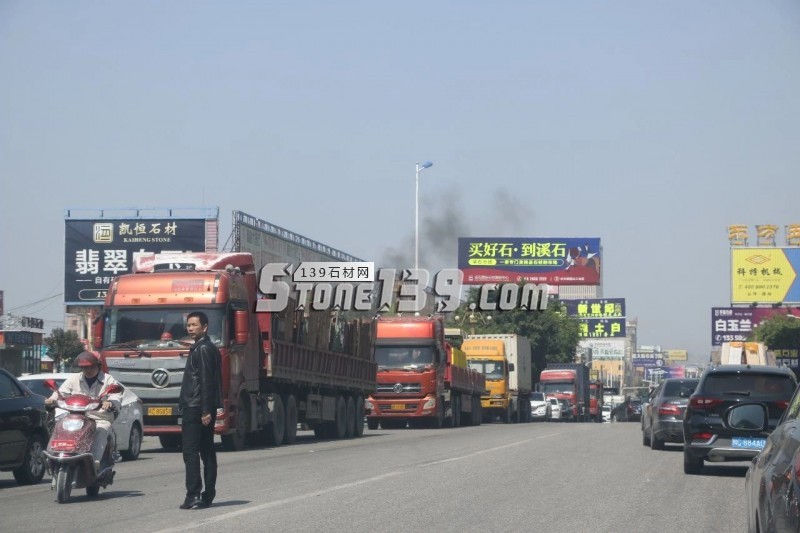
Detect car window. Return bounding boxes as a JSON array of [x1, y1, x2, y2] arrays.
[[782, 384, 800, 422], [663, 379, 699, 397], [0, 373, 23, 399], [703, 373, 795, 399], [22, 379, 64, 397]]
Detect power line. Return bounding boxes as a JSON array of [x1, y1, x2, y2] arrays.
[[6, 293, 63, 313]]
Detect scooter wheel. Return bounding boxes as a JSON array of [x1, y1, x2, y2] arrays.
[[56, 467, 72, 504]]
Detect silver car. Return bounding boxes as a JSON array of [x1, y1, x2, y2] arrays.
[[18, 373, 144, 461]]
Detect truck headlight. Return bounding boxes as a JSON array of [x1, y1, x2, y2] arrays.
[[422, 397, 436, 409], [364, 399, 373, 410]]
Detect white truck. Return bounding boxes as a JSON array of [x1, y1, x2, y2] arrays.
[[462, 334, 533, 423]]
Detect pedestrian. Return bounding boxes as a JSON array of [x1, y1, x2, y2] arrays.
[[179, 311, 223, 510]]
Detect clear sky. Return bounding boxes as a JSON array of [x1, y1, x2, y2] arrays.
[[1, 1, 799, 363]]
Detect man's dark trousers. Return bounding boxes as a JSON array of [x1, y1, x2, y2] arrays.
[[182, 406, 217, 502]]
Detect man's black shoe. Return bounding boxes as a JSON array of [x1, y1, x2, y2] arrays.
[[180, 497, 203, 510], [201, 491, 215, 507], [191, 500, 208, 509]]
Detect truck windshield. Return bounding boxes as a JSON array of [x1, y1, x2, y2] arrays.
[[541, 383, 574, 394], [468, 361, 504, 380], [374, 346, 434, 369], [103, 308, 225, 350]]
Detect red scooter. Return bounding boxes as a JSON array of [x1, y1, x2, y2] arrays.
[[42, 380, 123, 503]]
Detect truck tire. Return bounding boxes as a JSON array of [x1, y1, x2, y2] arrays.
[[159, 434, 182, 450], [345, 396, 356, 438], [222, 395, 250, 451], [473, 397, 482, 426], [334, 395, 347, 439], [501, 404, 511, 424], [266, 394, 285, 446], [430, 399, 444, 429], [354, 396, 365, 437], [283, 394, 298, 445]]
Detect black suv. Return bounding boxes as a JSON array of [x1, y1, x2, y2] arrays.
[[683, 364, 797, 475], [0, 368, 49, 484]]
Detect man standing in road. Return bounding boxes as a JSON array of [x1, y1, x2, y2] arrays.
[[179, 311, 223, 510]]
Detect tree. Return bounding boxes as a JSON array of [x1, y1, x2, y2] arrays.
[[448, 288, 581, 378], [43, 328, 85, 371], [750, 314, 800, 351]]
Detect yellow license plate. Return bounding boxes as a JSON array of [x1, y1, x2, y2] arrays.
[[391, 404, 405, 410], [148, 407, 173, 416]]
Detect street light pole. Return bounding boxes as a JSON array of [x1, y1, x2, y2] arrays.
[[414, 161, 433, 273]]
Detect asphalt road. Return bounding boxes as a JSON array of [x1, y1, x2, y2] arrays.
[[0, 421, 748, 533]]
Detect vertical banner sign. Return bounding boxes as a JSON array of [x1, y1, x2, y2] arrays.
[[458, 237, 601, 285], [64, 219, 207, 304], [565, 298, 626, 339]]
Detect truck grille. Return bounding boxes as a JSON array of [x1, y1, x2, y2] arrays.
[[376, 382, 421, 394]]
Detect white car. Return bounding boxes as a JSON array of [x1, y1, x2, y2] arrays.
[[547, 397, 562, 421], [602, 404, 612, 423], [18, 373, 144, 461], [529, 392, 550, 421]]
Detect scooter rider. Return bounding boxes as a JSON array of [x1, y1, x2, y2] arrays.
[[45, 351, 123, 468]]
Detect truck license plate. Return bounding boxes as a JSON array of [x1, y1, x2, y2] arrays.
[[148, 407, 173, 416], [391, 404, 405, 410]]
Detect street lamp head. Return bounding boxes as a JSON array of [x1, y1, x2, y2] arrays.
[[418, 161, 433, 170]]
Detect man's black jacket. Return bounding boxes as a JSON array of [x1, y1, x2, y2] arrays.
[[179, 334, 223, 415]]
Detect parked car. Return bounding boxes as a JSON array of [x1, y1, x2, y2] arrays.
[[601, 404, 612, 422], [610, 397, 642, 422], [0, 368, 49, 485], [18, 373, 144, 461], [683, 364, 796, 475], [529, 392, 549, 421], [745, 385, 800, 532], [547, 397, 562, 421], [641, 378, 699, 449]]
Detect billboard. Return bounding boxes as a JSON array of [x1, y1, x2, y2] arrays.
[[234, 211, 363, 272], [579, 338, 626, 359], [731, 247, 800, 305], [458, 237, 601, 285], [564, 298, 625, 318], [632, 351, 665, 368], [65, 213, 213, 304], [664, 349, 688, 362], [711, 306, 800, 346]]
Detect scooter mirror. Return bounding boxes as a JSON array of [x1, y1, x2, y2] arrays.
[[104, 383, 124, 395], [43, 379, 58, 392]]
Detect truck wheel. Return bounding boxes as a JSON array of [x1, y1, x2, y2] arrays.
[[354, 396, 365, 437], [334, 395, 347, 439], [345, 396, 356, 438], [283, 394, 298, 445], [366, 418, 379, 430], [266, 394, 285, 446], [431, 399, 444, 429], [159, 434, 182, 450], [501, 405, 511, 424], [474, 398, 482, 426], [223, 395, 250, 451]]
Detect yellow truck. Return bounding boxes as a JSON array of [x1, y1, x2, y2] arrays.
[[462, 334, 532, 423]]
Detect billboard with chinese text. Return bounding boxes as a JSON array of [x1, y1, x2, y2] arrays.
[[579, 338, 626, 359], [65, 215, 211, 304], [564, 298, 625, 318], [458, 237, 601, 285], [731, 247, 800, 305], [711, 306, 800, 346]]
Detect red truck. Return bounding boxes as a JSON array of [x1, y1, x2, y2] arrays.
[[93, 252, 376, 450], [365, 316, 485, 429], [538, 363, 601, 422]]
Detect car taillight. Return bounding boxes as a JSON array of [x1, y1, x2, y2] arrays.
[[691, 432, 713, 443], [659, 404, 681, 416], [690, 397, 723, 409]]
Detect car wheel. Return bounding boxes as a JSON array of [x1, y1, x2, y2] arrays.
[[642, 426, 651, 446], [683, 450, 703, 475], [12, 433, 46, 485], [121, 422, 142, 461], [650, 431, 664, 451]]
